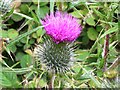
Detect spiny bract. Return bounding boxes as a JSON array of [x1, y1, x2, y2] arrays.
[[0, 0, 12, 15], [34, 36, 75, 73]]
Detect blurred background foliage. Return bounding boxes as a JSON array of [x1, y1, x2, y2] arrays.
[[0, 0, 119, 88]]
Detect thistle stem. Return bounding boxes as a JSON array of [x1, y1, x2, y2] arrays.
[[0, 16, 3, 61], [49, 72, 56, 90], [103, 25, 110, 72]]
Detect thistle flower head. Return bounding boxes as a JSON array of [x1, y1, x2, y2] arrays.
[[34, 11, 82, 73], [34, 36, 74, 73], [0, 0, 12, 15], [42, 11, 82, 44]]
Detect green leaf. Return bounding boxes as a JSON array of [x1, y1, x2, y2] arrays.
[[76, 50, 89, 61], [20, 54, 32, 68], [97, 58, 104, 68], [96, 25, 102, 32], [0, 30, 8, 38], [82, 36, 89, 45], [16, 52, 25, 61], [71, 11, 82, 18], [32, 0, 39, 4], [7, 44, 17, 53], [97, 69, 103, 77], [36, 6, 49, 18], [86, 17, 95, 26], [20, 4, 29, 14], [32, 33, 38, 38], [77, 8, 89, 16], [75, 68, 83, 79], [16, 41, 23, 47], [29, 38, 35, 44], [72, 65, 81, 73], [31, 10, 39, 23], [40, 2, 48, 6], [11, 14, 23, 22], [0, 72, 20, 87], [36, 29, 45, 37], [23, 44, 31, 50], [8, 29, 19, 39], [20, 37, 28, 44], [30, 5, 37, 11], [87, 27, 98, 40]]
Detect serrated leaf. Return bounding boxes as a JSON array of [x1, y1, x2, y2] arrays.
[[0, 72, 20, 87]]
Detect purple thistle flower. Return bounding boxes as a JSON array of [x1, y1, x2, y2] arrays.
[[42, 11, 82, 44]]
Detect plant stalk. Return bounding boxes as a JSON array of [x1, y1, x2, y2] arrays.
[[48, 72, 56, 90], [0, 16, 3, 61], [103, 25, 110, 72]]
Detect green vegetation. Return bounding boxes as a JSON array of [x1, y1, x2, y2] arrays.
[[0, 0, 119, 89]]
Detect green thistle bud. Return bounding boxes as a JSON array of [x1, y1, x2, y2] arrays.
[[34, 36, 75, 74], [0, 0, 12, 15]]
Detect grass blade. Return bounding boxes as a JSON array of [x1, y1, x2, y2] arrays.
[[50, 0, 54, 13], [7, 25, 45, 47]]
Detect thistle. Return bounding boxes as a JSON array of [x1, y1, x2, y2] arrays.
[[42, 11, 82, 44], [34, 11, 82, 73], [0, 0, 12, 15]]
